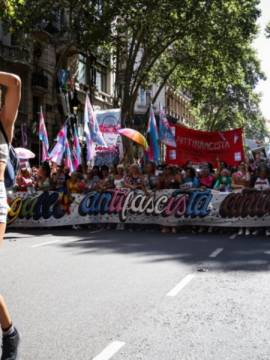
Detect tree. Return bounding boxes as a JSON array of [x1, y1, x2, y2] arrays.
[[146, 0, 264, 136], [2, 0, 265, 141], [110, 0, 262, 134], [112, 0, 216, 125], [1, 0, 118, 69], [168, 45, 265, 132]]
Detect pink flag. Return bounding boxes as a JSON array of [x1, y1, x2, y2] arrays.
[[64, 137, 74, 174], [39, 107, 49, 162], [49, 125, 67, 165], [84, 94, 106, 159], [72, 126, 81, 170]]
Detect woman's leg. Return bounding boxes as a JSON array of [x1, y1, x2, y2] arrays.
[[0, 218, 12, 331], [0, 181, 20, 360], [0, 294, 12, 331]]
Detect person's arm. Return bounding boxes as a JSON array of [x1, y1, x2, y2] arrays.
[[231, 173, 243, 189], [193, 177, 200, 188], [0, 72, 21, 143], [214, 178, 220, 190]]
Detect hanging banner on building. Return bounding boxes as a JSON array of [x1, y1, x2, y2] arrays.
[[7, 189, 270, 228], [166, 126, 244, 167], [95, 109, 123, 166]]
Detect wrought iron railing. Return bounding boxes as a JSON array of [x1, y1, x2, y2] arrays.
[[0, 43, 31, 65]]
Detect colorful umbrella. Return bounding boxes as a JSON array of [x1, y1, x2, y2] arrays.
[[15, 147, 35, 159], [118, 128, 148, 149]]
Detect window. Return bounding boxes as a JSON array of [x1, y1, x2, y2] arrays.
[[95, 0, 103, 16], [139, 87, 152, 106], [139, 88, 145, 106], [96, 68, 107, 93], [78, 55, 87, 85], [146, 89, 152, 106], [33, 96, 40, 124]]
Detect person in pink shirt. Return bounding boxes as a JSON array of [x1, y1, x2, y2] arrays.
[[199, 165, 215, 189], [16, 168, 33, 192]]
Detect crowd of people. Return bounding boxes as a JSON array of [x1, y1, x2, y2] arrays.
[[14, 152, 270, 194]]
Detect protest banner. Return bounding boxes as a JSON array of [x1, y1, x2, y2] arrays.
[[7, 189, 270, 228], [95, 109, 123, 166], [166, 126, 244, 167]]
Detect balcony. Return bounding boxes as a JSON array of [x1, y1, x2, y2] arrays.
[[94, 90, 114, 108], [32, 72, 49, 95], [0, 43, 31, 67]]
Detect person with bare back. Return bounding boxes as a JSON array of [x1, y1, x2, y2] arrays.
[[0, 72, 21, 359]]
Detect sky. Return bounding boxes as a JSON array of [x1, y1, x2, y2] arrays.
[[254, 0, 270, 119]]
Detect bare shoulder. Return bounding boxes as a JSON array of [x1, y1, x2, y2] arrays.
[[0, 72, 21, 88], [0, 72, 21, 127]]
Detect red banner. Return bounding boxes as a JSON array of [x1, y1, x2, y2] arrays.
[[166, 126, 244, 167]]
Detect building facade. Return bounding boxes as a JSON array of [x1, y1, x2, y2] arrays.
[[0, 21, 115, 152], [134, 84, 195, 129]]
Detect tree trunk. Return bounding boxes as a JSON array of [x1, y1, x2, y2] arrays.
[[121, 97, 136, 163]]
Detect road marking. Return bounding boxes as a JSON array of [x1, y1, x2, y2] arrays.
[[209, 248, 224, 258], [264, 251, 270, 255], [93, 341, 125, 360], [166, 274, 195, 297], [230, 233, 237, 240], [31, 240, 60, 248], [90, 229, 104, 234]]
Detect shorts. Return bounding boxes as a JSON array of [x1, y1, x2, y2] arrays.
[[0, 181, 8, 223], [0, 130, 9, 164]]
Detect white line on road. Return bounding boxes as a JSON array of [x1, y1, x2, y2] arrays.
[[93, 341, 125, 360], [166, 274, 195, 297], [31, 235, 106, 248], [89, 229, 104, 234], [209, 248, 224, 258], [31, 240, 60, 248], [230, 233, 237, 240]]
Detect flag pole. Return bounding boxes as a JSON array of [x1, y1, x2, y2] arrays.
[[38, 107, 41, 166]]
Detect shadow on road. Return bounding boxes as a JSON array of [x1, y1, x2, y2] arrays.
[[6, 227, 270, 272]]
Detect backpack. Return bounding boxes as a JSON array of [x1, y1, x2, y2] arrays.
[[0, 121, 19, 188]]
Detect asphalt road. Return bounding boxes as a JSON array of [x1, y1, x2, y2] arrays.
[[1, 227, 270, 360]]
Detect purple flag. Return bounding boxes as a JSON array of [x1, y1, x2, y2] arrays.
[[159, 107, 176, 147]]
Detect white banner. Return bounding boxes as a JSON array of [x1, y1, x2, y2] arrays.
[[7, 189, 270, 228]]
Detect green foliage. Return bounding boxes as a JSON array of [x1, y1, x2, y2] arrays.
[[1, 0, 265, 139], [150, 0, 264, 136], [1, 0, 117, 52]]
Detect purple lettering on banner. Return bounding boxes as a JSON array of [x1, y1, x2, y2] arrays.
[[109, 189, 127, 214]]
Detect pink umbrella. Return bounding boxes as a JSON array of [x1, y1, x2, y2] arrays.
[[15, 147, 36, 159]]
